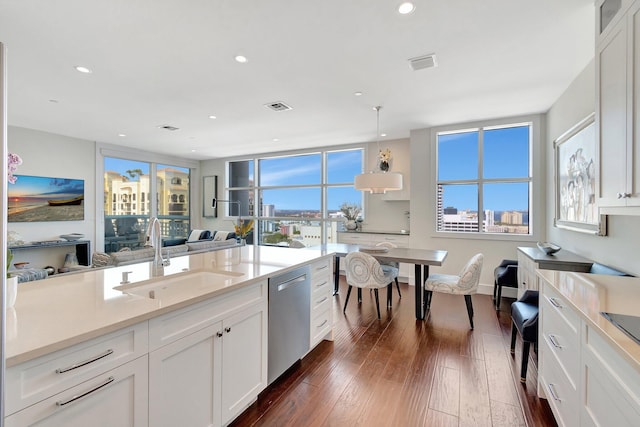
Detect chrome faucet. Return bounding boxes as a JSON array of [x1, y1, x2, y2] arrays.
[[145, 217, 168, 276]]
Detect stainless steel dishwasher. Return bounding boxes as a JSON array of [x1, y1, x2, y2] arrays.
[[268, 266, 310, 384]]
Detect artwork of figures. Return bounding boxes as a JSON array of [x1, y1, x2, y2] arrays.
[[555, 113, 606, 235]]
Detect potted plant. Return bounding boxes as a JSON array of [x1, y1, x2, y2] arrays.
[[340, 202, 361, 230], [234, 218, 255, 245]]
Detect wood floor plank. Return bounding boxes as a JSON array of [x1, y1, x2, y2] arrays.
[[231, 278, 557, 427], [428, 366, 460, 416], [459, 355, 492, 427]]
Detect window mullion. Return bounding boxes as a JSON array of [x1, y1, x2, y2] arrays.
[[478, 128, 484, 233]]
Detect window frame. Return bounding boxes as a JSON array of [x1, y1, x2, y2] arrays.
[[429, 115, 542, 242], [224, 146, 364, 245]]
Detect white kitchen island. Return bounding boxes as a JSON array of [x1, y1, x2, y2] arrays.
[[4, 245, 334, 427]]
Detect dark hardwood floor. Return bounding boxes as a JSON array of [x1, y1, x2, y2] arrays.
[[231, 277, 556, 427]]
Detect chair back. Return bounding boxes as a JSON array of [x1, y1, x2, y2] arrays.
[[345, 252, 388, 289], [457, 253, 484, 293]]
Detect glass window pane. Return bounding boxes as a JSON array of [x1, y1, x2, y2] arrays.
[[483, 126, 530, 179], [483, 182, 530, 234], [437, 131, 478, 181], [259, 219, 322, 247], [157, 164, 190, 240], [229, 160, 253, 188], [327, 150, 362, 184], [103, 158, 150, 251], [260, 188, 321, 217], [228, 189, 254, 217], [259, 154, 321, 186], [437, 184, 478, 232]]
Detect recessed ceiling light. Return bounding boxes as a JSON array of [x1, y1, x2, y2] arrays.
[[118, 133, 126, 137], [191, 149, 197, 152], [74, 65, 93, 74], [273, 138, 279, 142], [208, 115, 217, 119], [398, 2, 416, 15], [354, 91, 363, 96], [235, 55, 248, 63], [49, 99, 59, 103]]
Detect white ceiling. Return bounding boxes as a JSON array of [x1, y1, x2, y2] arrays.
[[0, 0, 595, 160]]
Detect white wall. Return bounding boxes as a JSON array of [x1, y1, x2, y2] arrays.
[[7, 126, 96, 267], [546, 59, 640, 275]]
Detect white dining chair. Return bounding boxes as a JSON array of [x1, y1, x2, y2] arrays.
[[424, 253, 484, 329], [375, 241, 402, 298], [344, 252, 399, 319]]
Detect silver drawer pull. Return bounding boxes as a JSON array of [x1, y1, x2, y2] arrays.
[[316, 281, 328, 288], [317, 319, 328, 328], [547, 383, 561, 402], [548, 334, 562, 349], [316, 296, 328, 305], [548, 297, 563, 309], [56, 376, 115, 406], [56, 349, 114, 373], [316, 265, 328, 271]]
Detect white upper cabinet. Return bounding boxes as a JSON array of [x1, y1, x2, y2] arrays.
[[597, 0, 640, 210]]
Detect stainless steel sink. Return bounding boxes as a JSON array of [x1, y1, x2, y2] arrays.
[[114, 270, 244, 300]]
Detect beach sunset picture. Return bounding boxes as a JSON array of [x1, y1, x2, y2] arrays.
[[8, 175, 84, 222]]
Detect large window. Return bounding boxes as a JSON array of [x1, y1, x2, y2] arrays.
[[436, 124, 531, 235], [226, 148, 363, 246], [104, 157, 190, 251]]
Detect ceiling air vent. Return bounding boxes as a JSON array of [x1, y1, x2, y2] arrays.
[[408, 54, 437, 71], [264, 101, 293, 112], [158, 125, 180, 131]]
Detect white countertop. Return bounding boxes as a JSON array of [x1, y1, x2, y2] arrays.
[[5, 245, 333, 367], [538, 269, 640, 372]]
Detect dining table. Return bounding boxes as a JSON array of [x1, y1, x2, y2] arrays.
[[306, 243, 448, 320]]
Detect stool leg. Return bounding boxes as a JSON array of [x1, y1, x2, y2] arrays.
[[493, 282, 498, 301], [343, 286, 353, 313], [357, 288, 362, 303], [424, 290, 433, 311], [496, 284, 503, 310], [387, 284, 392, 308], [395, 277, 401, 298], [373, 289, 381, 319], [510, 323, 517, 355], [521, 341, 531, 383], [464, 295, 474, 330]]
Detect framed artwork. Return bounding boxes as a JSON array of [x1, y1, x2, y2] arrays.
[[203, 175, 218, 217], [8, 175, 85, 222], [554, 113, 606, 235]]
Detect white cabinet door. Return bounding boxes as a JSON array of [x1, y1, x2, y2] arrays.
[[6, 356, 148, 427], [220, 303, 267, 425], [149, 323, 222, 427], [598, 0, 640, 208]]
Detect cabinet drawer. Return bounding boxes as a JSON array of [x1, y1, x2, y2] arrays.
[[540, 338, 579, 427], [6, 356, 148, 427], [311, 291, 331, 314], [309, 258, 331, 280], [541, 292, 580, 387], [338, 233, 372, 245], [374, 235, 409, 247], [148, 280, 266, 351], [5, 322, 148, 416], [542, 285, 580, 333], [311, 306, 332, 347]]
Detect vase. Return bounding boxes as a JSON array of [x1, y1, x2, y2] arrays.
[[379, 160, 390, 172], [6, 275, 18, 307], [345, 220, 357, 230], [239, 238, 246, 246]]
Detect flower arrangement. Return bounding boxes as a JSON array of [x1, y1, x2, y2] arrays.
[[340, 202, 361, 221], [6, 248, 13, 279], [234, 218, 255, 239], [7, 152, 22, 184], [379, 148, 392, 162]]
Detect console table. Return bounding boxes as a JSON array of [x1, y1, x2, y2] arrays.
[[9, 240, 91, 266], [517, 246, 592, 298]]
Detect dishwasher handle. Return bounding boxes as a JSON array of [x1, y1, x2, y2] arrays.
[[276, 274, 307, 292]]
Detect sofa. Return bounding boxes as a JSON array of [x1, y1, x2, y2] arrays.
[[93, 230, 238, 267]]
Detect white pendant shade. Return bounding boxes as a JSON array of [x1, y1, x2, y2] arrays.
[[355, 171, 403, 194]]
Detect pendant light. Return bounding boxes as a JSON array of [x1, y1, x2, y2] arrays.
[[354, 106, 403, 194]]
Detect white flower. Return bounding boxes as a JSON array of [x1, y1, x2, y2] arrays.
[[379, 148, 392, 162]]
